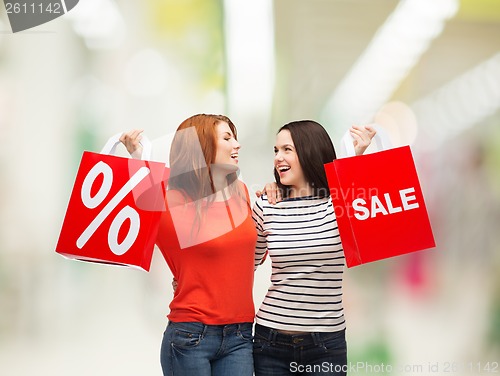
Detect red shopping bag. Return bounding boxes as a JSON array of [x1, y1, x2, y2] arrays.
[[55, 134, 168, 271], [325, 144, 435, 268]]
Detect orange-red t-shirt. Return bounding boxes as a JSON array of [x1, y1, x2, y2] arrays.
[[155, 186, 257, 324]]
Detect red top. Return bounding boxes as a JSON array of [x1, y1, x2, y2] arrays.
[[155, 185, 257, 324]]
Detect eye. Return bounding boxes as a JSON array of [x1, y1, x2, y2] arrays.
[[273, 148, 278, 154], [285, 147, 292, 152]]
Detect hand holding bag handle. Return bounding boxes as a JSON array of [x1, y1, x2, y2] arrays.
[[340, 124, 392, 158], [100, 133, 152, 160]]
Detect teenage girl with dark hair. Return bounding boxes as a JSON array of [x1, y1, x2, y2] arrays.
[[252, 121, 375, 376]]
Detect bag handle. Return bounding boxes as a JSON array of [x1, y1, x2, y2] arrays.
[[340, 124, 392, 158], [100, 133, 152, 160]]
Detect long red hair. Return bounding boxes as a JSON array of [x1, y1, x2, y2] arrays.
[[168, 114, 242, 203]]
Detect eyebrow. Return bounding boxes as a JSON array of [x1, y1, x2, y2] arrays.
[[220, 131, 233, 137]]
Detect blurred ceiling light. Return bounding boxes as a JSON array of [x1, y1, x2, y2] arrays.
[[373, 101, 418, 146], [223, 0, 275, 138], [66, 0, 125, 50], [321, 0, 459, 138], [124, 49, 168, 97], [412, 52, 500, 149]]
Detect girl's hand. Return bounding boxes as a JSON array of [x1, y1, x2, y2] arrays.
[[256, 182, 282, 205], [119, 129, 144, 159], [350, 124, 376, 156]]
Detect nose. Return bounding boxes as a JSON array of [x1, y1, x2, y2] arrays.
[[233, 140, 241, 150], [274, 151, 284, 163]]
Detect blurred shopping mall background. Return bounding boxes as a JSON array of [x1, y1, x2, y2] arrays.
[[0, 0, 499, 374]]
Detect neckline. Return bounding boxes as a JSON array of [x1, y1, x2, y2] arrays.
[[274, 195, 328, 202]]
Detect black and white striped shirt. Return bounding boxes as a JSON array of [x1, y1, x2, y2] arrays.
[[253, 195, 346, 332]]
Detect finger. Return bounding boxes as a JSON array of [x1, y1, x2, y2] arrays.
[[351, 126, 374, 142], [349, 126, 367, 135], [266, 183, 277, 205], [350, 134, 370, 153], [267, 185, 275, 205], [364, 125, 377, 139], [255, 190, 262, 198], [349, 129, 365, 144], [276, 188, 282, 203], [120, 129, 142, 143], [120, 131, 144, 157], [130, 129, 144, 143], [122, 129, 142, 141], [350, 124, 364, 131], [349, 129, 364, 138], [351, 124, 375, 133], [120, 130, 134, 142], [351, 125, 372, 136]]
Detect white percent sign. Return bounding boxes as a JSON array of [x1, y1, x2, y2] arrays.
[[76, 161, 151, 256]]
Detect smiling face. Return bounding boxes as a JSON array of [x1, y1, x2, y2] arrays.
[[214, 121, 240, 170], [274, 129, 311, 197]]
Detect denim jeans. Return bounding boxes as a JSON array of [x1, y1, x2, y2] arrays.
[[160, 321, 254, 376], [253, 324, 347, 376]]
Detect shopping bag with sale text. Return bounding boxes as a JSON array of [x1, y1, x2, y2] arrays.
[[55, 134, 168, 271], [325, 129, 435, 268]]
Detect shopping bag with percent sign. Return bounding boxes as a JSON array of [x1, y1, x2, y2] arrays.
[[55, 134, 168, 271], [324, 126, 435, 268]]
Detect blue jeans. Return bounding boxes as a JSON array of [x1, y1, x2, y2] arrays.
[[253, 324, 347, 376], [160, 321, 254, 376]]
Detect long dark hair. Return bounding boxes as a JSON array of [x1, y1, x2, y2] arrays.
[[274, 120, 336, 198]]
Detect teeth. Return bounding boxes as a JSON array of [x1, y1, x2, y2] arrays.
[[278, 166, 290, 172]]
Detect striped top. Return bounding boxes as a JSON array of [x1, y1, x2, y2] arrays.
[[253, 195, 346, 332]]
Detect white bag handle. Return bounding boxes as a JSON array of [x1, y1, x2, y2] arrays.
[[340, 124, 392, 158], [100, 133, 152, 160]]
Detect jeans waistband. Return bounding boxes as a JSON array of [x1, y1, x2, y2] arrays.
[[168, 321, 253, 335], [254, 324, 345, 347]]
